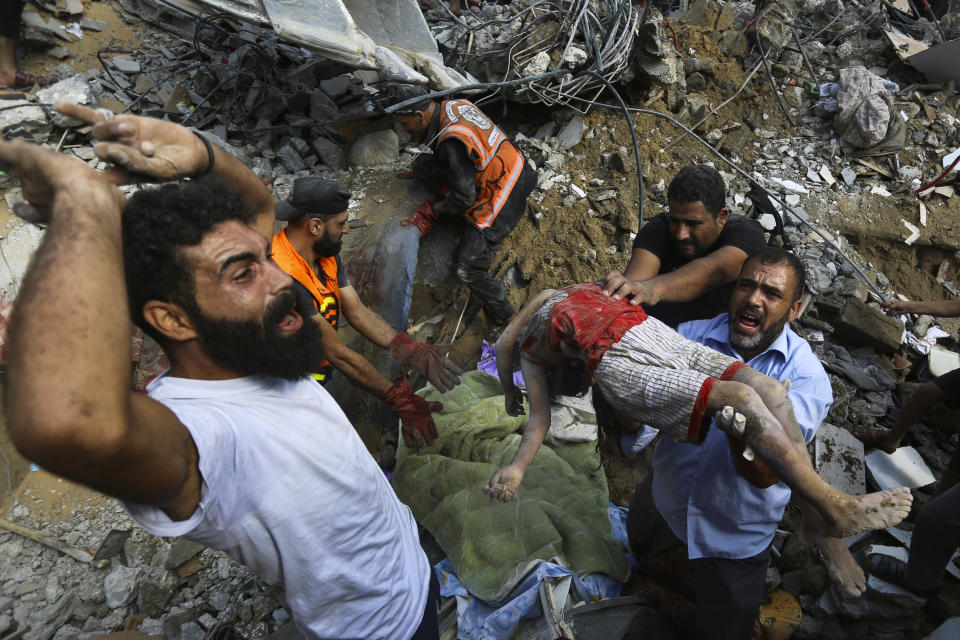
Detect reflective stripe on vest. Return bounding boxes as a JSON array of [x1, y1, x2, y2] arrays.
[[437, 99, 525, 230]]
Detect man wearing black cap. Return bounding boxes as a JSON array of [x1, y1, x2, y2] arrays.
[[391, 86, 537, 328], [272, 176, 462, 448]]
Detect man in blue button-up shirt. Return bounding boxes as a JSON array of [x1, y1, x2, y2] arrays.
[[643, 248, 835, 639]]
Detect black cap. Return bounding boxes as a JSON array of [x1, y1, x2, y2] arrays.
[[387, 84, 432, 115], [275, 177, 351, 221]]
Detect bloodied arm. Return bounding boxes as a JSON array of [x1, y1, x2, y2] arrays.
[[484, 355, 551, 502], [494, 289, 558, 416], [309, 313, 441, 448], [2, 137, 204, 522]]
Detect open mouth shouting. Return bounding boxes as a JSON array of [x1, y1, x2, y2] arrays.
[[733, 307, 764, 336]]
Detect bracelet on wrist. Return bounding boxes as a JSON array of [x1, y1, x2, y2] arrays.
[[190, 130, 215, 177]]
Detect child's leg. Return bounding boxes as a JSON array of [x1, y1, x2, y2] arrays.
[[708, 379, 911, 538], [798, 498, 866, 597]]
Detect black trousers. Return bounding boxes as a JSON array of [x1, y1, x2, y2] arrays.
[[1, 1, 24, 39], [628, 478, 770, 640], [413, 155, 536, 325], [409, 570, 441, 640]]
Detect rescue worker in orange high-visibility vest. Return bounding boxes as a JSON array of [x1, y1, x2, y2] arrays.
[[391, 85, 537, 328], [272, 177, 462, 447]]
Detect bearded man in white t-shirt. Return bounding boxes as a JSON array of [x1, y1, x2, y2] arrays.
[[3, 104, 439, 640]]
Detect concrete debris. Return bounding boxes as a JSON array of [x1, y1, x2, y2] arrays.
[[36, 75, 97, 128], [348, 130, 399, 166], [814, 422, 866, 495], [103, 563, 140, 609], [555, 115, 585, 151], [833, 67, 898, 150], [828, 298, 904, 354], [0, 101, 50, 142]]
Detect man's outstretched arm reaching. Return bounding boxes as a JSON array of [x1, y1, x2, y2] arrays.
[[2, 131, 203, 522]]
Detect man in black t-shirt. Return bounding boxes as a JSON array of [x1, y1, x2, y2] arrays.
[[603, 164, 766, 328]]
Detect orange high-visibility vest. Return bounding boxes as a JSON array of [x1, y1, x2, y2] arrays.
[[436, 99, 525, 230], [271, 229, 342, 378]]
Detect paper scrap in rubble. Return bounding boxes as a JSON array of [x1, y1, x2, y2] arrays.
[[945, 148, 960, 174], [919, 202, 927, 226], [901, 219, 921, 245], [870, 184, 892, 197], [934, 185, 955, 198], [866, 445, 935, 490], [60, 21, 83, 39]]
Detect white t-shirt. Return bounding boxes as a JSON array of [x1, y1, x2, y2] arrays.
[[124, 374, 430, 640]]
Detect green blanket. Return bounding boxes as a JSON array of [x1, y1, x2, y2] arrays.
[[393, 370, 630, 602]]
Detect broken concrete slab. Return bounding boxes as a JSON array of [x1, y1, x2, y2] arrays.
[[37, 75, 98, 127], [348, 130, 399, 166], [555, 115, 584, 151], [865, 445, 935, 490], [103, 563, 140, 609], [829, 297, 903, 354], [0, 100, 50, 142], [20, 10, 73, 43], [312, 137, 347, 171], [814, 422, 866, 495], [163, 539, 205, 570], [111, 57, 141, 74]]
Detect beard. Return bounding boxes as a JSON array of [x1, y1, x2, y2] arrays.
[[312, 233, 342, 258], [189, 291, 325, 381], [729, 306, 790, 356]]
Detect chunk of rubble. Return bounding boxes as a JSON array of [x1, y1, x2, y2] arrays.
[[758, 213, 777, 231], [348, 130, 399, 166], [814, 423, 865, 495], [555, 115, 584, 151], [818, 165, 836, 186], [0, 100, 49, 142], [37, 75, 98, 128], [865, 446, 935, 490], [828, 297, 903, 354], [103, 563, 140, 609]]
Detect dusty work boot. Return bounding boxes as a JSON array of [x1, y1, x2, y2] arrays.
[[865, 554, 937, 597]]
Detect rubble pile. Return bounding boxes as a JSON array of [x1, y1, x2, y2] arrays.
[[0, 499, 290, 640], [1, 0, 960, 638]]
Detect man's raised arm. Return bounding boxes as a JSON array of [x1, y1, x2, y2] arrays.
[[58, 103, 276, 239], [2, 138, 202, 521]]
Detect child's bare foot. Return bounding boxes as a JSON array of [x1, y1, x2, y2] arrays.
[[828, 487, 912, 538], [814, 536, 866, 597], [802, 505, 866, 597]]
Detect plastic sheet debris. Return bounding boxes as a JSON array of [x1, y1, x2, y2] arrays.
[[434, 505, 627, 640], [865, 446, 936, 490], [144, 0, 468, 89]]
